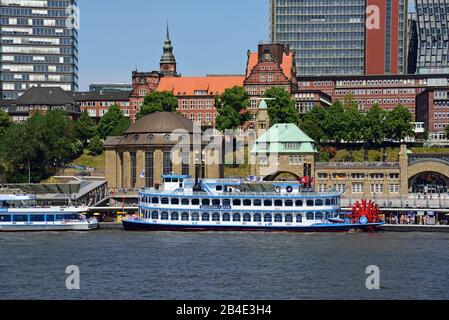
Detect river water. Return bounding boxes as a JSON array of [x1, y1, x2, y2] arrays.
[[1, 230, 448, 300]]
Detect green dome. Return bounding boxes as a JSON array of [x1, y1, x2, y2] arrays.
[[258, 100, 268, 110]]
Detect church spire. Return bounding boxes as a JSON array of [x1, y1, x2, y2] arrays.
[[160, 22, 178, 77]]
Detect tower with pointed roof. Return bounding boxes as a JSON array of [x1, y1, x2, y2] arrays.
[[160, 23, 178, 77]]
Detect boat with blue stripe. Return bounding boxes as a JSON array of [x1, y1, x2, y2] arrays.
[[123, 175, 384, 232]]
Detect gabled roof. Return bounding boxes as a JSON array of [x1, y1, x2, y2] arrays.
[[73, 91, 131, 102], [246, 52, 294, 80], [157, 76, 245, 96], [15, 87, 76, 105], [251, 124, 317, 154]]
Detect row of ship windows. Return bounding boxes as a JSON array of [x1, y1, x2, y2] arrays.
[[143, 211, 338, 223], [142, 197, 338, 207]]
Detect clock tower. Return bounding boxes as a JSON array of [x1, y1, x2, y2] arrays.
[[160, 23, 179, 77]]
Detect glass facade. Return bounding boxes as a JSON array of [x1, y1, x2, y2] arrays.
[[270, 0, 366, 76], [415, 0, 449, 74], [0, 0, 79, 99]]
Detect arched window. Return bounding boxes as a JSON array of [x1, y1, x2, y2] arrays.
[[161, 198, 169, 205], [202, 213, 210, 221], [243, 199, 252, 206], [325, 199, 331, 206], [212, 213, 220, 221], [161, 212, 169, 220], [222, 213, 230, 222], [274, 214, 283, 222], [285, 200, 293, 207], [315, 199, 323, 206], [254, 199, 262, 206], [171, 212, 179, 221], [212, 199, 220, 206], [306, 200, 314, 206], [275, 200, 283, 206], [243, 213, 251, 222], [295, 200, 303, 206], [151, 211, 159, 220], [181, 198, 190, 205], [315, 212, 323, 220], [233, 199, 241, 206], [264, 213, 272, 222], [233, 213, 241, 222], [202, 199, 210, 206], [285, 214, 293, 223], [151, 197, 159, 204], [296, 214, 303, 223], [254, 213, 262, 222], [191, 212, 200, 221], [192, 198, 200, 205], [171, 198, 179, 205], [181, 212, 189, 221], [216, 185, 223, 191], [306, 212, 314, 220], [264, 199, 272, 206], [223, 199, 231, 206]]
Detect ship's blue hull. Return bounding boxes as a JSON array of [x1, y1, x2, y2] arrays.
[[122, 220, 384, 233]]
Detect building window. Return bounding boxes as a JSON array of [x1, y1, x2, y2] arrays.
[[182, 152, 189, 176], [352, 183, 364, 193], [163, 151, 172, 175], [130, 152, 137, 187], [145, 151, 154, 188], [389, 184, 399, 193]]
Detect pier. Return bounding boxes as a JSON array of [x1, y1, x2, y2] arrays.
[[380, 224, 449, 233]]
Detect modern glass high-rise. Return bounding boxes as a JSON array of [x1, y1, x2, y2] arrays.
[[415, 0, 449, 74], [0, 0, 79, 99], [269, 0, 409, 76]]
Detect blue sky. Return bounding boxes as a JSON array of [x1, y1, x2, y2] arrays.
[[77, 0, 269, 90], [77, 0, 416, 91]]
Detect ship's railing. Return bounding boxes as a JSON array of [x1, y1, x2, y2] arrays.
[[140, 189, 341, 198]]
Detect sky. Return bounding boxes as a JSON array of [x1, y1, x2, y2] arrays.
[[77, 0, 417, 91], [77, 0, 269, 90]]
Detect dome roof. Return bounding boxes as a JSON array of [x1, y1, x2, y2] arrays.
[[126, 112, 195, 134]]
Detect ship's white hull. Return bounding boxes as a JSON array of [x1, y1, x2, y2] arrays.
[[0, 222, 98, 232]]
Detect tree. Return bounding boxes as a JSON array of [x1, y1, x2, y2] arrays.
[[97, 104, 128, 139], [0, 110, 77, 183], [0, 110, 10, 137], [110, 117, 131, 136], [88, 135, 104, 156], [136, 91, 178, 119], [75, 111, 96, 146], [300, 105, 328, 143], [384, 105, 414, 141], [214, 86, 251, 132], [264, 87, 299, 125], [323, 101, 346, 142], [364, 104, 387, 144], [344, 105, 365, 142]]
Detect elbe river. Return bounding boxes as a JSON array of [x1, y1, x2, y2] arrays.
[[1, 230, 448, 300]]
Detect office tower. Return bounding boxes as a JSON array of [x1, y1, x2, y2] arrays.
[[407, 13, 418, 74], [415, 0, 449, 74], [269, 0, 409, 76], [0, 0, 79, 99]]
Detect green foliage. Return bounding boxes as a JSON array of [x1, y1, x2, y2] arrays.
[[0, 110, 77, 183], [301, 100, 415, 145], [214, 86, 251, 132], [300, 106, 328, 142], [137, 91, 178, 119], [110, 117, 131, 137], [264, 87, 299, 125], [97, 104, 129, 139], [75, 111, 97, 146], [87, 135, 104, 156], [0, 110, 10, 137], [384, 105, 414, 141], [364, 104, 387, 144]]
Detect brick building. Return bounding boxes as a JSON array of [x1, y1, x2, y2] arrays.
[[416, 87, 449, 140], [73, 91, 131, 120]]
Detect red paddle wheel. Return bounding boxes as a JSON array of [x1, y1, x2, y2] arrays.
[[349, 200, 381, 224]]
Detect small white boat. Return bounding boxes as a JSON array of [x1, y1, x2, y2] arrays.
[[0, 194, 98, 232]]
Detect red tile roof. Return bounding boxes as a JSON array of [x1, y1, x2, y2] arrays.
[[246, 52, 293, 80], [157, 76, 245, 96]]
